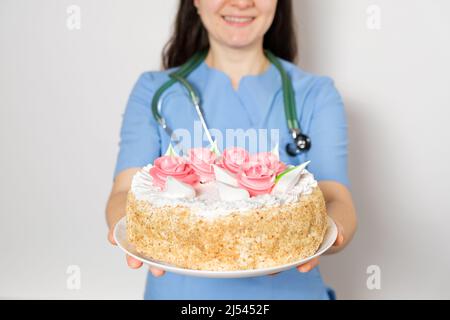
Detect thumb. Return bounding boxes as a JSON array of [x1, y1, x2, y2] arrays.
[[333, 221, 345, 247], [108, 227, 117, 245]]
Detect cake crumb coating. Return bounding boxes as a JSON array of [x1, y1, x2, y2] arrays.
[[126, 186, 328, 271]]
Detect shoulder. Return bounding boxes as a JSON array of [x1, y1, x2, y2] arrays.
[[126, 68, 181, 108], [131, 69, 174, 93], [278, 59, 345, 122], [278, 59, 338, 98]]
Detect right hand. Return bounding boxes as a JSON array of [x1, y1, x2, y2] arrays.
[[108, 225, 165, 277]]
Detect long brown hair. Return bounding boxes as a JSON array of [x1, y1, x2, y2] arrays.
[[162, 0, 298, 69]]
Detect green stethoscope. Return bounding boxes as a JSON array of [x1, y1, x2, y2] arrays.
[[151, 50, 311, 156]]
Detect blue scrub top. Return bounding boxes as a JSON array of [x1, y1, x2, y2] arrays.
[[114, 57, 349, 300]]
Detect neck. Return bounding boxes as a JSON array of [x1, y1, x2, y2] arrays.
[[205, 41, 269, 90]]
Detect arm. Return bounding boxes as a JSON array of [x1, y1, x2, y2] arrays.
[[319, 180, 357, 255], [296, 181, 357, 273], [106, 168, 139, 230], [106, 168, 165, 276], [295, 77, 356, 272], [107, 72, 163, 276]]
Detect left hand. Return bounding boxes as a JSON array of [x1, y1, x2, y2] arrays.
[[296, 220, 344, 273], [268, 219, 344, 276]]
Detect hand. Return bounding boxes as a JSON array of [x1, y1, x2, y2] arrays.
[[268, 220, 344, 276], [108, 225, 165, 277], [295, 220, 345, 273]]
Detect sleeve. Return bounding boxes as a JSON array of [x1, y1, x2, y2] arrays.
[[306, 77, 350, 188], [113, 72, 161, 179]]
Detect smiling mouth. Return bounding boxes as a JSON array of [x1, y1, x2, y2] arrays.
[[222, 15, 255, 26]]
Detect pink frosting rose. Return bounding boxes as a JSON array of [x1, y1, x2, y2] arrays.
[[237, 161, 276, 196], [149, 155, 199, 189], [249, 152, 287, 175], [217, 147, 249, 174], [187, 148, 217, 183]]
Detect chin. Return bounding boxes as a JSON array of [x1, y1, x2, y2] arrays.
[[220, 35, 258, 49], [224, 41, 255, 49]]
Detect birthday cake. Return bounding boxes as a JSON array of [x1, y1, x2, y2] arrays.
[[126, 146, 328, 271]]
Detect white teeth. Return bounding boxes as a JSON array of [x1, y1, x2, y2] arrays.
[[223, 16, 254, 23]]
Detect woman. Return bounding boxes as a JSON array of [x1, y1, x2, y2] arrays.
[[106, 0, 357, 299]]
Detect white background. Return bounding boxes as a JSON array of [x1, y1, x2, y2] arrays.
[[0, 0, 449, 299]]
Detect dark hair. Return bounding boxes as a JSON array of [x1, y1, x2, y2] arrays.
[[162, 0, 298, 69]]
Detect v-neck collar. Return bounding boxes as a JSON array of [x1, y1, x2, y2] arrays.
[[196, 60, 282, 127], [199, 60, 277, 91]]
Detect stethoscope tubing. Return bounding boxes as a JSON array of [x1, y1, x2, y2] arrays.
[[264, 50, 299, 130], [151, 50, 311, 156], [151, 51, 208, 126]]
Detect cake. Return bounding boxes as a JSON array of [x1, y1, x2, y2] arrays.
[[126, 145, 328, 271]]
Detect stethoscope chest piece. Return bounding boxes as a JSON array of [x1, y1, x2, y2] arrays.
[[286, 128, 311, 156]]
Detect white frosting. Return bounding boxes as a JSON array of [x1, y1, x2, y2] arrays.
[[162, 176, 196, 199], [131, 164, 318, 219], [216, 181, 250, 201]]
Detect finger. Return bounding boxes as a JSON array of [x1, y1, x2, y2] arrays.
[[332, 221, 345, 247], [149, 267, 165, 277], [108, 228, 117, 245], [333, 232, 344, 247], [297, 258, 320, 273], [297, 257, 320, 273], [126, 255, 143, 269]]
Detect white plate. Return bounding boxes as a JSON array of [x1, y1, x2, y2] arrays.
[[114, 216, 337, 278]]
